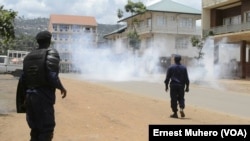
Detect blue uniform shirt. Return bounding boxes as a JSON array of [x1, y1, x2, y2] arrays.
[[164, 63, 189, 88]]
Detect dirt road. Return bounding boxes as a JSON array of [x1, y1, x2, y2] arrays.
[[0, 74, 250, 141]]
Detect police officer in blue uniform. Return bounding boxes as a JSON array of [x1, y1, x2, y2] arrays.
[[18, 30, 67, 141], [164, 54, 189, 118]]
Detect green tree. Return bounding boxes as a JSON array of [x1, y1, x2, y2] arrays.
[[125, 0, 146, 14], [191, 31, 214, 63], [118, 0, 146, 52], [0, 5, 17, 54], [117, 9, 123, 19], [12, 34, 37, 51], [117, 9, 124, 30]]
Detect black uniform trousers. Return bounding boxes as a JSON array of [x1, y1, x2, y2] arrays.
[[170, 84, 185, 113], [26, 91, 55, 141]]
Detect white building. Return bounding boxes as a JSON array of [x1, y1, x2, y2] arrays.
[[48, 14, 97, 72], [105, 0, 201, 70]]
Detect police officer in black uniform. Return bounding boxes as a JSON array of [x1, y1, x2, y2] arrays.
[[18, 30, 67, 141], [164, 54, 189, 118]]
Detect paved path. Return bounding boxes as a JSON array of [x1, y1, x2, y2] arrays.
[[185, 83, 250, 118], [95, 80, 250, 119], [62, 74, 250, 118]]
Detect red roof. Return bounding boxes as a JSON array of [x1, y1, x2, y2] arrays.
[[49, 14, 97, 27]]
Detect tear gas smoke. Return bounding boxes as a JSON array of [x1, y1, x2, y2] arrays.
[[68, 34, 242, 85], [71, 38, 163, 82], [188, 37, 242, 89]]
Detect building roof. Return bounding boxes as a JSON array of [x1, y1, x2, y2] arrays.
[[49, 14, 97, 27], [147, 0, 201, 14], [118, 0, 201, 22], [103, 25, 127, 39]]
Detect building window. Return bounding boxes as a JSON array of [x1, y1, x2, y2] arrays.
[[72, 25, 81, 32], [147, 18, 151, 27], [246, 11, 250, 22], [57, 44, 70, 51], [223, 15, 241, 25], [72, 33, 81, 41], [156, 15, 167, 26], [59, 25, 70, 32], [53, 24, 58, 31], [175, 37, 188, 49], [139, 20, 145, 28], [85, 27, 90, 32], [179, 18, 193, 28], [224, 18, 231, 25], [59, 34, 69, 41], [137, 20, 144, 28], [52, 33, 57, 40], [169, 16, 176, 22], [231, 15, 241, 25]]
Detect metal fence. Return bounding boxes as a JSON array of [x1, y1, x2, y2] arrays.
[[204, 23, 250, 35]]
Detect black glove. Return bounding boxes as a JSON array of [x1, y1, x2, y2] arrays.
[[60, 88, 67, 98], [185, 87, 189, 92], [165, 86, 168, 92]]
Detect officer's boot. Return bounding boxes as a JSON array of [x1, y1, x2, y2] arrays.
[[170, 112, 178, 118], [180, 108, 185, 118], [39, 132, 53, 141]]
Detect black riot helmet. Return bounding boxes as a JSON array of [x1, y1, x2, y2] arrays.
[[36, 30, 52, 48], [174, 54, 181, 63]]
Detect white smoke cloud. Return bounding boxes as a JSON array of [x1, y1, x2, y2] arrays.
[[69, 34, 166, 82], [187, 36, 241, 89], [68, 32, 241, 83]]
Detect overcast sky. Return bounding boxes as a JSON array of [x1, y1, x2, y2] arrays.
[[0, 0, 201, 24]]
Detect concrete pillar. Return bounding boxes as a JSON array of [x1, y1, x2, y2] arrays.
[[214, 40, 219, 65], [248, 47, 250, 62], [240, 40, 247, 79]]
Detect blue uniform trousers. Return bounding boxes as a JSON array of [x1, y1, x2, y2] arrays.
[[170, 85, 185, 113], [26, 90, 55, 141]]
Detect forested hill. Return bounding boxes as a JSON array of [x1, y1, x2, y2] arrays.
[[14, 17, 49, 37], [10, 17, 122, 51], [14, 17, 122, 38]]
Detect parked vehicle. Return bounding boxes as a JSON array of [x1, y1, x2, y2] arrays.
[[0, 50, 29, 77]]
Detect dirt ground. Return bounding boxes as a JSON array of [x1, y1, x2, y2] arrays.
[[0, 74, 250, 141]]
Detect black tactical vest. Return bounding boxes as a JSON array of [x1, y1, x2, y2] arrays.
[[23, 49, 48, 88]]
